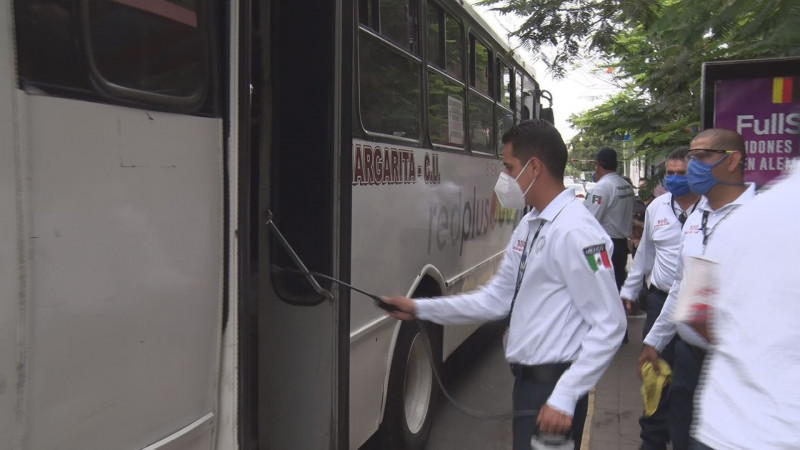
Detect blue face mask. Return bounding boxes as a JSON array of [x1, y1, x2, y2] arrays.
[[665, 174, 691, 197], [687, 154, 730, 195]]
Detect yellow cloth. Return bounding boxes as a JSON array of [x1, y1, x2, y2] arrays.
[[641, 359, 672, 416]]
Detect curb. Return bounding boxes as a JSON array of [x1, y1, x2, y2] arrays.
[[580, 388, 596, 450]]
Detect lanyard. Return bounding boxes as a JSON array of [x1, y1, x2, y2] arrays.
[[671, 196, 699, 225], [509, 220, 545, 315], [700, 206, 738, 252]]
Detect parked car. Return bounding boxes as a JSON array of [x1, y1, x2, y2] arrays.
[[567, 183, 587, 199]]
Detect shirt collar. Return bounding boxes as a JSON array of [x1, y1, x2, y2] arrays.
[[698, 182, 757, 213], [527, 188, 576, 222]]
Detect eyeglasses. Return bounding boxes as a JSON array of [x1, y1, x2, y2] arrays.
[[688, 149, 736, 160]]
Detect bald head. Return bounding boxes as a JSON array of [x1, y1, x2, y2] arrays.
[[693, 128, 746, 157]]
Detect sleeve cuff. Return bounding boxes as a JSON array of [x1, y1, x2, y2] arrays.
[[642, 334, 670, 353], [619, 286, 638, 301], [546, 392, 577, 417]]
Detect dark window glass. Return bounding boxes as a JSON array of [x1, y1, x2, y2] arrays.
[[359, 0, 378, 28], [426, 4, 442, 68], [469, 91, 494, 154], [444, 14, 463, 80], [495, 104, 513, 156], [498, 62, 512, 108], [428, 70, 464, 147], [516, 70, 524, 119], [16, 0, 91, 92], [380, 0, 418, 54], [471, 37, 490, 96], [359, 29, 421, 139], [86, 0, 204, 98]]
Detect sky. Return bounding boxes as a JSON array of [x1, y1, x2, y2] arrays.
[[468, 1, 622, 142]]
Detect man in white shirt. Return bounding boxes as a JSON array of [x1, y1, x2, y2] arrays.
[[383, 120, 626, 450], [638, 129, 756, 450], [585, 147, 634, 291], [692, 161, 800, 450], [620, 148, 699, 450]]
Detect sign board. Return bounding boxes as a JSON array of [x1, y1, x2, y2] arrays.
[[702, 58, 800, 187]]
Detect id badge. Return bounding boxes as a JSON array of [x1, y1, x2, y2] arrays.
[[674, 256, 719, 324]]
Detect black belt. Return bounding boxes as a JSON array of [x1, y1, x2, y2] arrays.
[[510, 362, 571, 383], [648, 285, 669, 296]]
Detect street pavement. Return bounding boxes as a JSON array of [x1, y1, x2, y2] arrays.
[[425, 316, 649, 450]]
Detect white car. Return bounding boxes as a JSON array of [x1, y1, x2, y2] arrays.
[[567, 183, 587, 199]]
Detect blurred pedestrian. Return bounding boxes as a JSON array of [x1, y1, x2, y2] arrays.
[[691, 161, 800, 450]]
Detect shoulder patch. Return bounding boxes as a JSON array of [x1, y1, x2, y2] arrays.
[[590, 194, 603, 204], [583, 244, 612, 272]]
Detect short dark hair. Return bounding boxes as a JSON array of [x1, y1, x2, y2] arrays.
[[667, 147, 690, 161], [595, 147, 618, 170], [501, 120, 567, 178]]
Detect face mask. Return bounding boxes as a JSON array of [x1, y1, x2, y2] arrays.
[[687, 154, 733, 195], [494, 160, 534, 209], [665, 174, 691, 197]]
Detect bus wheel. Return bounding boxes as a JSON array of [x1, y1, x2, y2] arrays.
[[383, 321, 441, 449]]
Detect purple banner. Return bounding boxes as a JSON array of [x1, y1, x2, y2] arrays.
[[714, 77, 800, 187]]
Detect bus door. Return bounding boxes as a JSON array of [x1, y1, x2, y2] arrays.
[[6, 1, 224, 448], [237, 0, 351, 448]]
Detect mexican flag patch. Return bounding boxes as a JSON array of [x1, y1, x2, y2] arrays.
[[584, 244, 612, 272], [591, 194, 602, 204]]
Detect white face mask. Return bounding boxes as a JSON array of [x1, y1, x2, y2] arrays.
[[494, 159, 535, 209]]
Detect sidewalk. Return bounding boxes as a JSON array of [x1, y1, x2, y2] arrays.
[[584, 315, 649, 450]]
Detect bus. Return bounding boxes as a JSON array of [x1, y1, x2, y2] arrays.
[[0, 0, 551, 448]]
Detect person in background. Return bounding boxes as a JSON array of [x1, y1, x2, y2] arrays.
[[584, 147, 634, 291], [382, 120, 626, 450], [638, 129, 755, 450], [691, 161, 800, 450], [621, 148, 699, 450]]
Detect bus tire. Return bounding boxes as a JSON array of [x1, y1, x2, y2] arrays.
[[382, 321, 441, 449]]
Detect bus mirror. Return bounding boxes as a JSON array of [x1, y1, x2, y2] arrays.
[[540, 107, 554, 124]]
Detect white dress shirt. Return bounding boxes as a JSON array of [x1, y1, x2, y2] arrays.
[[416, 188, 626, 414], [584, 172, 634, 239], [620, 193, 696, 299], [694, 163, 800, 449], [643, 183, 756, 352]]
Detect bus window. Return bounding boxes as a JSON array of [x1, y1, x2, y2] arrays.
[[516, 70, 526, 120], [469, 91, 493, 154], [498, 62, 512, 109], [470, 36, 491, 96], [85, 0, 206, 103], [358, 29, 422, 139], [444, 12, 463, 80], [428, 70, 465, 147], [362, 0, 419, 54], [426, 4, 443, 68]]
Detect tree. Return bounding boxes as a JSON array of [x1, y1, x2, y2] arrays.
[[479, 0, 800, 165]]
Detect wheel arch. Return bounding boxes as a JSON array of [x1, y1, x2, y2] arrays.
[[378, 264, 446, 424]]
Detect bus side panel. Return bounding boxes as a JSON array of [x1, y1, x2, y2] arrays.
[[348, 141, 519, 447], [21, 96, 223, 449], [0, 0, 21, 444]]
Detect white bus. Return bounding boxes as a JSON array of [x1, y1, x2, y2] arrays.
[[0, 0, 550, 449]]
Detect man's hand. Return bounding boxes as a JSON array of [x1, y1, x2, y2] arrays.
[[621, 297, 634, 314], [380, 296, 417, 321], [637, 345, 660, 379], [537, 403, 572, 435]]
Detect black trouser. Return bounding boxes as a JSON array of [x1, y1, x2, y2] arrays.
[[639, 286, 678, 450], [511, 363, 588, 450], [668, 340, 704, 450], [611, 238, 630, 291]]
